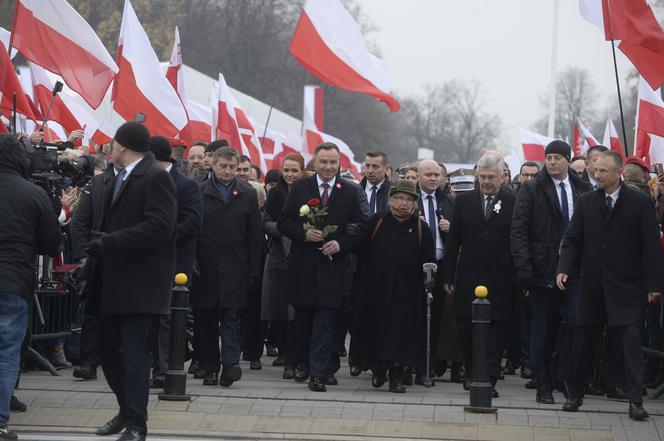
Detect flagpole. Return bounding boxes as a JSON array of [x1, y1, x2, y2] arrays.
[[547, 0, 559, 138], [610, 39, 630, 158], [261, 51, 290, 140]]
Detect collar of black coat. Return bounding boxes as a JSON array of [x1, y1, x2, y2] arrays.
[[204, 175, 255, 199], [360, 176, 390, 191], [535, 165, 591, 193]]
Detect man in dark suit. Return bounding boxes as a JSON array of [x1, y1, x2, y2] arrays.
[[192, 146, 261, 388], [415, 159, 454, 385], [359, 151, 392, 215], [443, 152, 516, 397], [580, 145, 608, 189], [147, 137, 202, 388], [558, 151, 664, 420], [278, 142, 367, 392], [82, 122, 178, 441], [511, 140, 591, 404]]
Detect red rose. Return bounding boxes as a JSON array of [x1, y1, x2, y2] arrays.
[[308, 198, 321, 207]]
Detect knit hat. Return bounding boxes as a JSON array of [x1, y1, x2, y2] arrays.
[[264, 168, 281, 185], [389, 179, 419, 201], [544, 140, 571, 162], [114, 121, 150, 152], [149, 136, 172, 162], [205, 139, 228, 154], [625, 156, 649, 174]]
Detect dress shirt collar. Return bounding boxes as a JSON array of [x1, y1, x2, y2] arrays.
[[121, 156, 143, 181], [316, 174, 336, 189]]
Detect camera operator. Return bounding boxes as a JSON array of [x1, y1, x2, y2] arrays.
[[0, 134, 61, 440]]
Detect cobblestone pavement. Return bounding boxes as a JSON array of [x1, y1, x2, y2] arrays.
[[10, 359, 664, 440]]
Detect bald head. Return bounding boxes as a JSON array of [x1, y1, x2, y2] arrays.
[[418, 159, 442, 193]]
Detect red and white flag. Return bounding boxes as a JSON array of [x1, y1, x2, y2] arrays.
[[185, 99, 211, 143], [290, 0, 400, 112], [11, 0, 118, 108], [0, 27, 18, 59], [29, 62, 103, 145], [0, 39, 37, 121], [211, 74, 267, 173], [579, 0, 664, 90], [520, 129, 556, 162], [635, 76, 664, 163], [112, 0, 187, 137], [304, 85, 324, 131], [602, 118, 624, 157], [573, 118, 598, 156], [165, 26, 185, 103], [303, 86, 361, 178], [255, 123, 301, 170]]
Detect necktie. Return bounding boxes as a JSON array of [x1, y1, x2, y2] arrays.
[[369, 186, 377, 214], [112, 169, 127, 203], [427, 195, 437, 246], [606, 195, 613, 210], [484, 195, 493, 220], [559, 182, 569, 232], [321, 182, 330, 206]]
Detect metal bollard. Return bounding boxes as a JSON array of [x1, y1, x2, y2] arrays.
[[159, 273, 191, 401], [464, 285, 496, 413]]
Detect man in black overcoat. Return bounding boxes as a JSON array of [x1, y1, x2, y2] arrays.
[[192, 147, 261, 387], [278, 142, 367, 392], [82, 122, 178, 441], [147, 136, 202, 388], [511, 140, 591, 404], [558, 151, 664, 421], [359, 151, 392, 215], [416, 159, 454, 385], [443, 152, 516, 397]]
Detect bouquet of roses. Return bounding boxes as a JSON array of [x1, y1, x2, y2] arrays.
[[299, 198, 338, 238]]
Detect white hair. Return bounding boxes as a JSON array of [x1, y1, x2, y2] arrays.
[[476, 152, 505, 173]]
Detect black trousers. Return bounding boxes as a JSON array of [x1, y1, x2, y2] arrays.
[[241, 306, 264, 361], [270, 321, 297, 366], [96, 314, 153, 433], [294, 307, 338, 378], [457, 318, 507, 384], [569, 325, 644, 403], [79, 311, 100, 368], [197, 308, 242, 373], [147, 315, 170, 378]]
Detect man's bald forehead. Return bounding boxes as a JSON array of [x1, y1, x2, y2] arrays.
[[418, 159, 441, 172]]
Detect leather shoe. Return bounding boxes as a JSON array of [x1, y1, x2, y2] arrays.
[[117, 429, 146, 441], [266, 343, 279, 357], [308, 376, 326, 392], [629, 402, 649, 421], [401, 371, 413, 386], [73, 365, 97, 380], [282, 366, 295, 380], [325, 374, 338, 386], [9, 396, 26, 412], [536, 391, 555, 405], [372, 373, 387, 388], [272, 355, 286, 367], [202, 372, 218, 386], [520, 367, 534, 379], [503, 362, 517, 376], [562, 397, 583, 412], [492, 387, 499, 398], [95, 414, 126, 436], [389, 377, 406, 393], [525, 379, 537, 390], [463, 378, 471, 391], [149, 376, 165, 389], [450, 366, 463, 384], [294, 365, 309, 382], [249, 360, 262, 370], [187, 360, 199, 374], [349, 365, 361, 377], [193, 368, 208, 379], [606, 387, 629, 401], [219, 365, 242, 387]]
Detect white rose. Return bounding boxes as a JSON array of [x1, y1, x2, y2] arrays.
[[299, 204, 311, 216]]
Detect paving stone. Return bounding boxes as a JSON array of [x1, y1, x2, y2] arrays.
[[465, 412, 498, 425]]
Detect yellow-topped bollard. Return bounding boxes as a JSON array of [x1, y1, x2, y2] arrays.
[[474, 285, 488, 298], [174, 273, 188, 286]]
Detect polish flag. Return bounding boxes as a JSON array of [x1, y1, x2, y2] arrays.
[[185, 99, 211, 143], [602, 118, 624, 157], [304, 85, 324, 131], [165, 26, 185, 103], [303, 86, 360, 178], [255, 123, 301, 170], [520, 129, 556, 162], [290, 0, 400, 112], [0, 39, 37, 121], [635, 76, 664, 164], [91, 121, 117, 146], [579, 0, 664, 90], [572, 123, 585, 157], [211, 74, 267, 172], [17, 66, 42, 121], [112, 0, 187, 137], [29, 62, 102, 145], [0, 27, 18, 59], [575, 118, 598, 155], [11, 0, 118, 108]]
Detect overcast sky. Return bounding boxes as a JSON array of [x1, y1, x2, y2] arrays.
[[356, 0, 637, 152]]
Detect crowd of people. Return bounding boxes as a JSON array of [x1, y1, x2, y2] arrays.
[[1, 122, 664, 440]]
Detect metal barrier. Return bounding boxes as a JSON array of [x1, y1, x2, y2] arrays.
[[27, 264, 81, 376]]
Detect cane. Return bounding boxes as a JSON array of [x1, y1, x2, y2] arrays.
[[422, 262, 438, 388]]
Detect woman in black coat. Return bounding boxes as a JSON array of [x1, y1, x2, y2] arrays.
[[261, 153, 306, 379], [351, 180, 435, 393]]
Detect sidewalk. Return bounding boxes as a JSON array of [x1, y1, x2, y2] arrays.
[[10, 360, 664, 440]]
